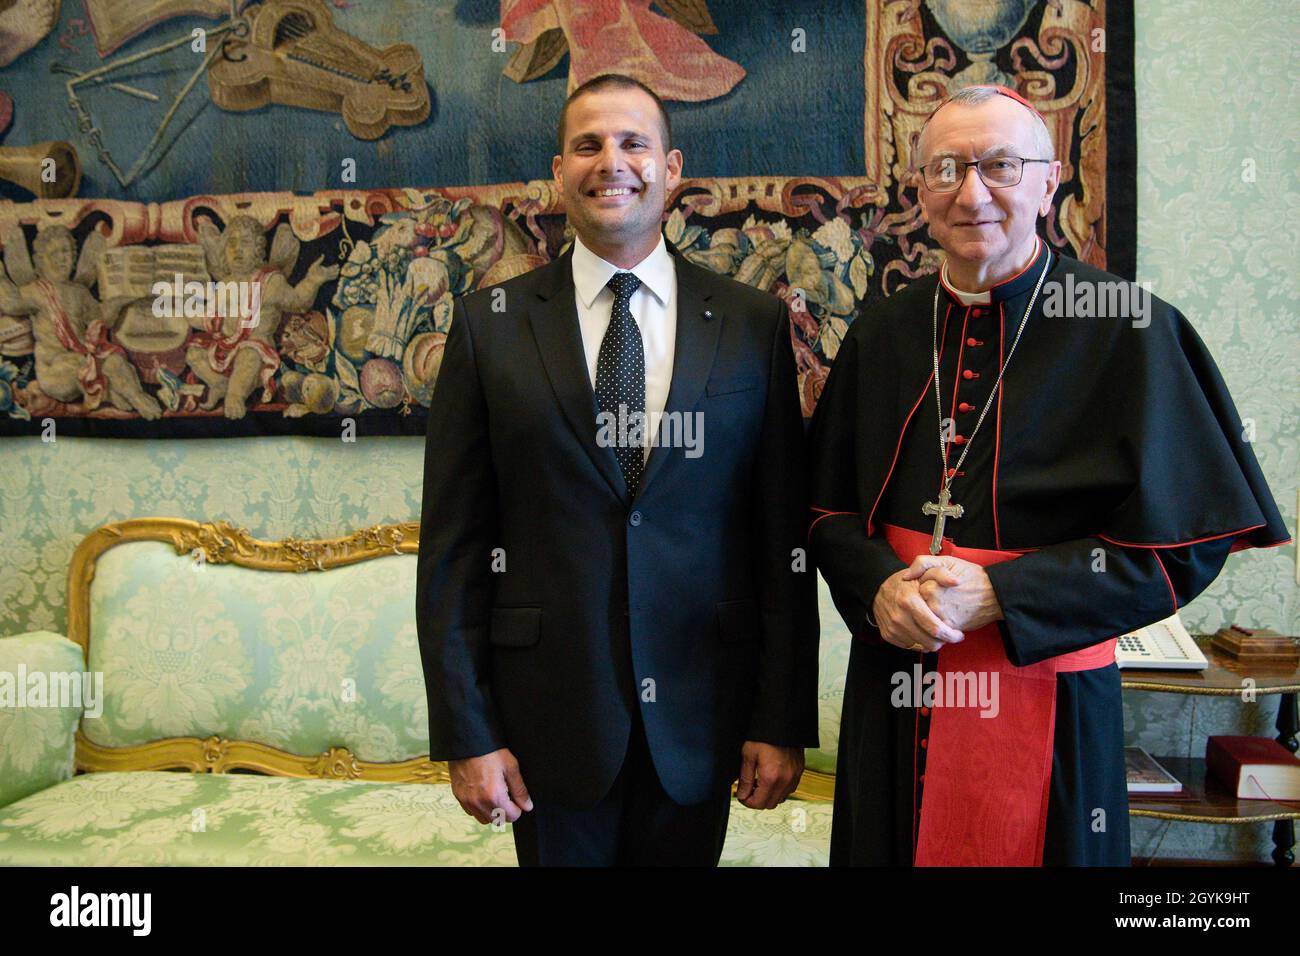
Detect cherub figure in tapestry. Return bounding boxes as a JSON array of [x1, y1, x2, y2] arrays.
[[0, 224, 163, 419], [187, 214, 338, 419]]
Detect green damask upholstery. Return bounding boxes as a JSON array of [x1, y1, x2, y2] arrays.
[[0, 772, 516, 866], [0, 632, 84, 809], [0, 771, 831, 866], [84, 541, 428, 762]]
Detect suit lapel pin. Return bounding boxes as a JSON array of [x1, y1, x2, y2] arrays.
[[702, 309, 713, 320]]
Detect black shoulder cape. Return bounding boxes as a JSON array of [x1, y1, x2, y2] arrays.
[[832, 253, 1289, 552]]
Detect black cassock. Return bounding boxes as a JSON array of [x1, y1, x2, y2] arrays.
[[809, 239, 1290, 866]]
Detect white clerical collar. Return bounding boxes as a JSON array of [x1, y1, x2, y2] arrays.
[[571, 233, 674, 309], [939, 236, 1043, 305], [939, 263, 992, 305]]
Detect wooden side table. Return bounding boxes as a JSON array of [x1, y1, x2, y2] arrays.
[[1122, 637, 1300, 866]]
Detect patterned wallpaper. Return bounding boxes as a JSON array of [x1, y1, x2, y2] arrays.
[[0, 1, 1295, 862], [1121, 0, 1298, 863]]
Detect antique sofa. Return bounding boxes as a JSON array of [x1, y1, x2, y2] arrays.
[[0, 518, 848, 866]]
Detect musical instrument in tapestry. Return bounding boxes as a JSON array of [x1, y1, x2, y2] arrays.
[[0, 140, 81, 198], [207, 0, 430, 140], [80, 0, 230, 57]]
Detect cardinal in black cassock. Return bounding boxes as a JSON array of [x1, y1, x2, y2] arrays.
[[809, 86, 1291, 866]]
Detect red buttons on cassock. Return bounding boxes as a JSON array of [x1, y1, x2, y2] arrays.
[[966, 337, 978, 347], [962, 369, 978, 380], [952, 435, 966, 445], [921, 738, 928, 749], [920, 706, 931, 717], [959, 402, 975, 413], [971, 308, 985, 317]]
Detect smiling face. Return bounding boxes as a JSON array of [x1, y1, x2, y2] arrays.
[[915, 96, 1060, 289], [552, 86, 682, 266]]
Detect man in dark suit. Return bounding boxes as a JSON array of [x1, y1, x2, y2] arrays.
[[416, 73, 818, 866]]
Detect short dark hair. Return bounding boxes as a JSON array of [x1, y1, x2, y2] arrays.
[[556, 73, 672, 154]]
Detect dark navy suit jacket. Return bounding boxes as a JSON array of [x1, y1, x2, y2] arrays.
[[416, 244, 818, 807]]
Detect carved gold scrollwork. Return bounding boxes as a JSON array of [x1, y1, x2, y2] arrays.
[[202, 735, 230, 769], [308, 747, 364, 780]]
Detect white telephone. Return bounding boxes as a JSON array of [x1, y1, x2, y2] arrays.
[[1115, 613, 1208, 670]]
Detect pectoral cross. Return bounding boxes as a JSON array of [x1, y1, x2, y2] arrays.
[[922, 486, 964, 555]]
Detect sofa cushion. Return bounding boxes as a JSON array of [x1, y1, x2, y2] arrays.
[[83, 541, 428, 763], [723, 798, 833, 866], [0, 632, 85, 809], [0, 771, 831, 866], [0, 771, 516, 866]]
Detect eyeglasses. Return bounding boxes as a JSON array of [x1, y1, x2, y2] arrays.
[[917, 156, 1051, 192]]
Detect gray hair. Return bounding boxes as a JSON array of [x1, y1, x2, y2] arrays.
[[915, 85, 1055, 167]]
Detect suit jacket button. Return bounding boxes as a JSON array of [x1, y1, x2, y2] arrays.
[[629, 510, 643, 527]]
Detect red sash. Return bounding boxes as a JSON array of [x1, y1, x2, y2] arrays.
[[34, 278, 125, 410], [883, 524, 1117, 867]]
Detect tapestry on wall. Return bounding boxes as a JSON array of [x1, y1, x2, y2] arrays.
[[0, 1, 1133, 437]]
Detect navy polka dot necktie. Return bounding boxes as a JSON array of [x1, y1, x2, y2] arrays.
[[595, 271, 645, 495]]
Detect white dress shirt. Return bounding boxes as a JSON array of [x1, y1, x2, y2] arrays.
[[571, 233, 677, 462]]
